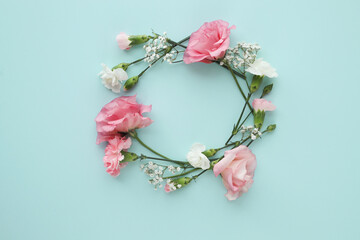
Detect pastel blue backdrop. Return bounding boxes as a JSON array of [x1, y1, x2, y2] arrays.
[[1, 0, 359, 239]]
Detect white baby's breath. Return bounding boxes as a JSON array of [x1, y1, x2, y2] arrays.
[[186, 143, 210, 170], [99, 64, 128, 93]]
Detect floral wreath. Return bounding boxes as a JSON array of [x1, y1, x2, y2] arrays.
[[96, 20, 278, 201]]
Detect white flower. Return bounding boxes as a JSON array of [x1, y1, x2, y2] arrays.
[[99, 64, 128, 93], [245, 58, 278, 78], [186, 143, 210, 170]]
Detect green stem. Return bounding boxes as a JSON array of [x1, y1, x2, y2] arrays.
[[192, 169, 208, 180], [130, 131, 170, 160], [237, 112, 252, 131], [130, 57, 145, 65], [225, 94, 252, 145], [216, 62, 246, 80], [162, 168, 199, 179], [141, 155, 189, 166], [247, 140, 254, 147], [166, 36, 189, 48], [226, 63, 252, 113], [216, 141, 238, 151]]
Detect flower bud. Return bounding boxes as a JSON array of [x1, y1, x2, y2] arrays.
[[121, 151, 139, 162], [112, 63, 130, 71], [128, 35, 150, 46], [210, 159, 221, 169], [123, 76, 139, 91], [250, 75, 264, 93], [202, 149, 217, 157], [261, 84, 273, 98], [172, 177, 192, 187], [266, 124, 276, 132], [254, 110, 265, 130]]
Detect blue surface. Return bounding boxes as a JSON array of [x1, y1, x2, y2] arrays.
[[1, 0, 359, 239]]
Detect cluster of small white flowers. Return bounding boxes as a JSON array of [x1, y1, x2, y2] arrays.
[[251, 128, 262, 140], [168, 165, 181, 174], [143, 32, 172, 63], [140, 162, 181, 190], [166, 179, 182, 191], [163, 50, 178, 64], [240, 125, 253, 134], [221, 42, 261, 70], [240, 125, 261, 140], [140, 161, 164, 190]]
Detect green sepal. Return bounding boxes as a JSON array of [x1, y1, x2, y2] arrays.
[[254, 110, 265, 130], [210, 159, 221, 169], [128, 35, 150, 46], [123, 76, 139, 91], [121, 151, 139, 162], [202, 149, 217, 158], [250, 75, 264, 93], [261, 84, 273, 98], [112, 63, 130, 71]]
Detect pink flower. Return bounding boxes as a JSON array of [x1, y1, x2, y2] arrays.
[[95, 95, 153, 144], [116, 32, 131, 50], [183, 20, 235, 64], [213, 145, 257, 201], [103, 136, 132, 177], [164, 184, 172, 193], [252, 99, 276, 112]]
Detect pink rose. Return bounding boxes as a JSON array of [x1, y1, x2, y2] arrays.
[[183, 20, 235, 64], [252, 98, 276, 112], [116, 32, 131, 50], [103, 136, 132, 177], [213, 145, 257, 201], [95, 95, 153, 144]]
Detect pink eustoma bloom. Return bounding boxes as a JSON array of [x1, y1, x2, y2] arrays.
[[183, 20, 235, 64], [213, 145, 257, 201], [95, 95, 153, 144]]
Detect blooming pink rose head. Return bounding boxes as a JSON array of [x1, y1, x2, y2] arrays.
[[116, 32, 131, 50], [213, 145, 256, 201], [183, 20, 235, 64], [103, 136, 132, 177], [95, 95, 153, 144], [252, 98, 276, 112]]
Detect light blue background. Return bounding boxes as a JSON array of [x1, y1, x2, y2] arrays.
[[1, 0, 359, 239]]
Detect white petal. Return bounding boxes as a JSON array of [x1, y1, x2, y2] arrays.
[[190, 143, 206, 153]]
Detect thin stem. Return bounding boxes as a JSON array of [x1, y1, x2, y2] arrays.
[[247, 140, 254, 147], [226, 63, 252, 113], [166, 36, 189, 48], [130, 131, 170, 160], [162, 168, 199, 180], [216, 62, 246, 80], [130, 57, 145, 65], [171, 60, 183, 64], [192, 169, 208, 180], [141, 155, 189, 166], [138, 65, 150, 77], [238, 112, 252, 130], [216, 141, 238, 151], [225, 94, 252, 145], [138, 50, 167, 77]]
